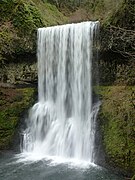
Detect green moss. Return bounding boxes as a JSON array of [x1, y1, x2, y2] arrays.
[[12, 1, 43, 33], [0, 0, 67, 64], [0, 129, 14, 149], [81, 0, 124, 22], [0, 0, 43, 62], [0, 0, 15, 22], [97, 86, 135, 174], [31, 1, 67, 26], [0, 87, 35, 149]]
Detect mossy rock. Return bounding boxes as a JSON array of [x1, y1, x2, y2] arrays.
[[0, 87, 36, 149], [97, 86, 135, 175]]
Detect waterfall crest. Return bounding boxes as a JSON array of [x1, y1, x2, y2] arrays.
[[22, 21, 100, 163]]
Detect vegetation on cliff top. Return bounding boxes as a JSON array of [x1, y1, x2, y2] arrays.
[[0, 0, 134, 63], [53, 0, 135, 62], [100, 0, 135, 60], [0, 0, 66, 64]]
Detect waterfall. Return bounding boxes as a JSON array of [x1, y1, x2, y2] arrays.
[[22, 21, 100, 163]]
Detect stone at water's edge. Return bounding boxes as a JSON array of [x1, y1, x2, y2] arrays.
[[0, 87, 36, 150]]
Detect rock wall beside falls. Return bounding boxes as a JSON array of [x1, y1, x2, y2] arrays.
[[0, 56, 37, 87], [96, 1, 135, 178], [0, 87, 36, 150]]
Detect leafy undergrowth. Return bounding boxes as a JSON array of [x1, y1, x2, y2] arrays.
[[32, 0, 67, 26], [97, 86, 135, 175], [67, 0, 124, 23], [0, 0, 67, 64], [0, 87, 35, 149]]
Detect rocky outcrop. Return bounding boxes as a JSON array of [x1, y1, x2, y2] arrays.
[[96, 86, 135, 177], [93, 0, 135, 177], [0, 87, 36, 150], [0, 61, 37, 86]]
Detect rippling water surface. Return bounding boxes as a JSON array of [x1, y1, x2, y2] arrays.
[[0, 152, 123, 180]]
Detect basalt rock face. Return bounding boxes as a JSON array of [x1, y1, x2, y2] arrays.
[[99, 52, 135, 86], [96, 86, 135, 177], [0, 87, 36, 150], [97, 0, 135, 177], [0, 56, 37, 87], [99, 0, 135, 86]]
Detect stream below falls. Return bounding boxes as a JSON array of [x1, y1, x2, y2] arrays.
[[0, 151, 123, 180]]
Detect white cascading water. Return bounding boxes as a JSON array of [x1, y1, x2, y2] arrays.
[[22, 21, 100, 163]]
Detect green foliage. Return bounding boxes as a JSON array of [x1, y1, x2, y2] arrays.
[[47, 0, 82, 9], [0, 22, 19, 61], [100, 0, 135, 61], [31, 1, 67, 26], [84, 0, 105, 13], [80, 0, 124, 21], [0, 0, 44, 63], [109, 0, 135, 30], [0, 0, 15, 22], [0, 0, 67, 63], [0, 0, 43, 30], [12, 1, 43, 35]]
